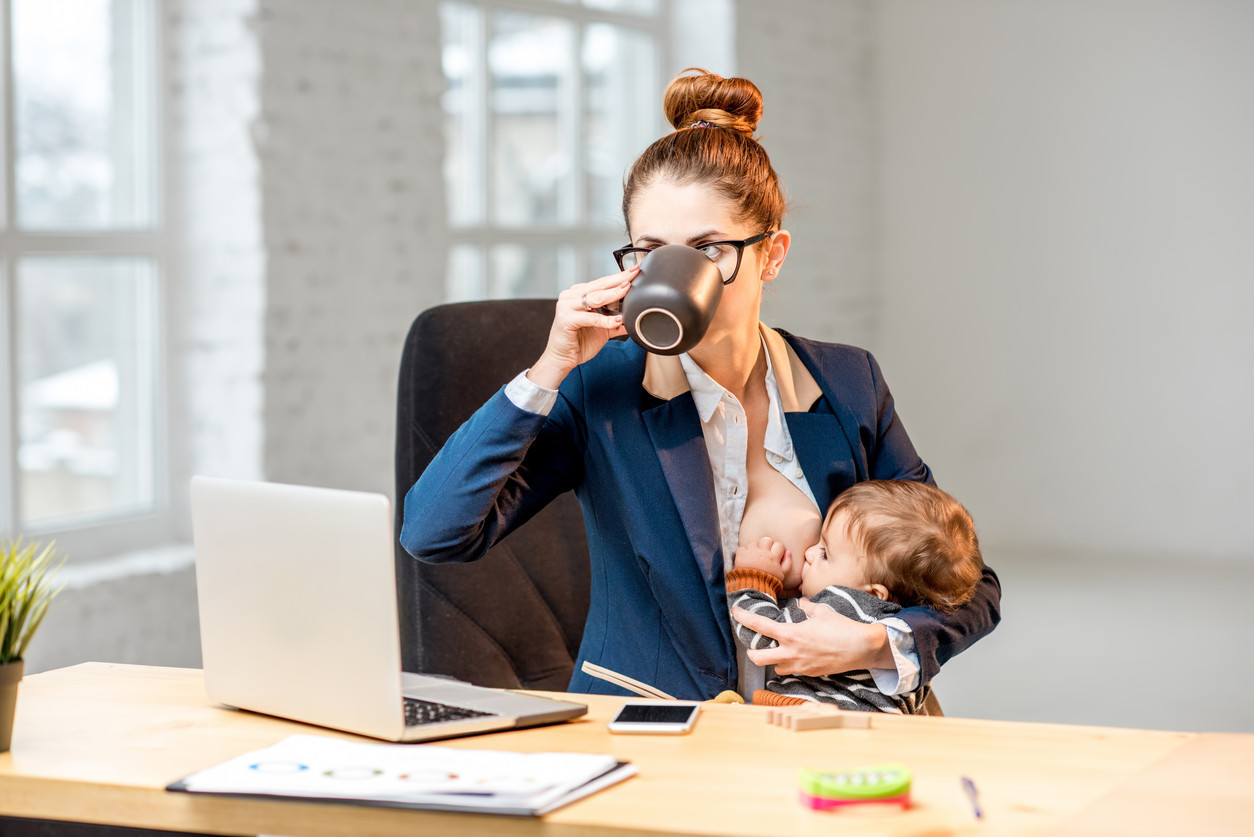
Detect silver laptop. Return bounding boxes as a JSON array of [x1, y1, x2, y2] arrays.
[[190, 476, 587, 742]]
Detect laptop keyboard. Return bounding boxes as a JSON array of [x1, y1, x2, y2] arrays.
[[403, 696, 496, 727]]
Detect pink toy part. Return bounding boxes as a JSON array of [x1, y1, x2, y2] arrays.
[[798, 790, 912, 811]]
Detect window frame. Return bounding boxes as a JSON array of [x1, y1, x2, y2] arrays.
[[441, 0, 673, 302], [0, 0, 175, 562]]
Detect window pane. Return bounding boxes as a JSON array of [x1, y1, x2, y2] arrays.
[[13, 0, 159, 230], [587, 242, 623, 280], [17, 258, 157, 526], [582, 0, 658, 14], [489, 12, 576, 226], [584, 24, 657, 228], [442, 3, 484, 227], [490, 245, 575, 298], [446, 244, 486, 301]]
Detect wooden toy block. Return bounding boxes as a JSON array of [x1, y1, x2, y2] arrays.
[[766, 704, 873, 731]]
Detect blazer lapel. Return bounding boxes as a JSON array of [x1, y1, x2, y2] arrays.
[[785, 334, 869, 471], [765, 328, 867, 512], [641, 395, 723, 587], [786, 412, 859, 517]]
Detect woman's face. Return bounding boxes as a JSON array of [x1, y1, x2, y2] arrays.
[[626, 178, 780, 346]]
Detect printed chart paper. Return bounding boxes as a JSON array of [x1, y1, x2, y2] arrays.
[[168, 734, 635, 816]]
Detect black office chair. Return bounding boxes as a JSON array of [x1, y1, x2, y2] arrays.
[[394, 299, 591, 691]]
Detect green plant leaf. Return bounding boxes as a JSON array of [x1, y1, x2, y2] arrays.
[[0, 538, 65, 664]]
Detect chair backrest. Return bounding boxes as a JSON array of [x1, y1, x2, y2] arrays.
[[394, 299, 590, 691]]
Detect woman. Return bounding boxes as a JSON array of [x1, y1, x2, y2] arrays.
[[401, 69, 1000, 701]]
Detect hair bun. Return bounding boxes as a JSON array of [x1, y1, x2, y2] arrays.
[[663, 68, 763, 136]]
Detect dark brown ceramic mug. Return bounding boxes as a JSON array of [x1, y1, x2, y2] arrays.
[[619, 244, 723, 355]]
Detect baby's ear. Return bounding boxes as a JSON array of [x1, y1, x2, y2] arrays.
[[863, 583, 890, 601]]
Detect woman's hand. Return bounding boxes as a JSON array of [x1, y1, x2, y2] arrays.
[[731, 598, 895, 676], [527, 267, 638, 390]]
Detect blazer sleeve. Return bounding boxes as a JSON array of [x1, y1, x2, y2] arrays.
[[897, 567, 1003, 684], [399, 373, 587, 564], [864, 350, 1003, 685]]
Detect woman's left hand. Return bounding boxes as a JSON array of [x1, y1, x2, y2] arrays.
[[731, 599, 895, 676]]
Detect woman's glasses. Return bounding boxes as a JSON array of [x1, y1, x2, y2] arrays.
[[613, 231, 775, 285]]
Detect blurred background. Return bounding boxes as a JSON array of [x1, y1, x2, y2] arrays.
[[2, 0, 1251, 732]]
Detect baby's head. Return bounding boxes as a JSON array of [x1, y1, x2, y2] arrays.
[[801, 481, 982, 611]]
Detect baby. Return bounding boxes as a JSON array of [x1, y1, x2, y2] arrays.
[[727, 479, 983, 712]]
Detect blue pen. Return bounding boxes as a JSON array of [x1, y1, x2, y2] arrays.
[[961, 776, 983, 820]]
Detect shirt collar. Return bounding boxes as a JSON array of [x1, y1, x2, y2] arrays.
[[677, 352, 727, 423], [642, 323, 823, 413], [672, 335, 794, 461], [760, 347, 793, 460]]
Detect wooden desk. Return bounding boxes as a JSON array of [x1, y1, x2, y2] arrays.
[[1, 663, 1252, 836]]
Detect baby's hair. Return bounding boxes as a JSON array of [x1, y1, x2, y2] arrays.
[[623, 68, 786, 238], [827, 480, 983, 613]]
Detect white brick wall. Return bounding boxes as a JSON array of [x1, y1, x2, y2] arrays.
[[168, 0, 447, 501], [169, 0, 266, 530], [25, 546, 201, 674], [253, 0, 446, 496]]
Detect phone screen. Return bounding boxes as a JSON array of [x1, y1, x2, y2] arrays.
[[613, 704, 698, 724], [608, 701, 700, 734]]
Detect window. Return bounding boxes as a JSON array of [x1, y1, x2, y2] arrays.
[[441, 0, 666, 301], [0, 0, 166, 559]]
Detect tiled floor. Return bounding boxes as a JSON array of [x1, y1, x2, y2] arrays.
[[931, 549, 1254, 733]]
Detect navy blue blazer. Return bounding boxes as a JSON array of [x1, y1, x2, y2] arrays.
[[401, 328, 1001, 700]]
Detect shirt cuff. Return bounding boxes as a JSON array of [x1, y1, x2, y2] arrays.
[[869, 617, 921, 696], [505, 370, 558, 416]]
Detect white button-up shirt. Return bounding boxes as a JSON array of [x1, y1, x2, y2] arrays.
[[678, 347, 818, 568], [678, 347, 814, 699]]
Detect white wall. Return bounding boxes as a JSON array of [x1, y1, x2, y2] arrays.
[[739, 0, 1254, 731], [874, 0, 1254, 562], [739, 0, 879, 349]]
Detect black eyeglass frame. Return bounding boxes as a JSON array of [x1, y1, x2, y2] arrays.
[[612, 231, 776, 285]]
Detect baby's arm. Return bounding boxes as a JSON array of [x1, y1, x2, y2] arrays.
[[727, 580, 786, 651], [727, 538, 800, 651]]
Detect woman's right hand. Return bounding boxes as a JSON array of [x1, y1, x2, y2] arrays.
[[527, 267, 638, 390], [731, 600, 896, 676]]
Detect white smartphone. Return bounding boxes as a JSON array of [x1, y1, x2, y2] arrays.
[[607, 701, 701, 734]]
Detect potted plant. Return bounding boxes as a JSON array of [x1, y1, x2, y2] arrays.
[[0, 538, 63, 752]]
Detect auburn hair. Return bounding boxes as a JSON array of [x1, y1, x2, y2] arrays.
[[623, 68, 787, 238], [827, 481, 984, 613]]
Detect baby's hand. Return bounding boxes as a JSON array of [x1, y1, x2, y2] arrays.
[[733, 536, 791, 582]]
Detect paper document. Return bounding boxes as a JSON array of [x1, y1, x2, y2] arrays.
[[167, 734, 635, 816]]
